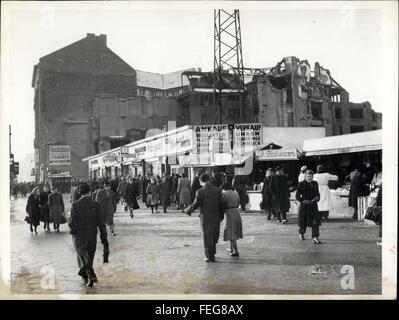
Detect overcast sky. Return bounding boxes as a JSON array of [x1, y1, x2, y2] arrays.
[[1, 1, 397, 166]]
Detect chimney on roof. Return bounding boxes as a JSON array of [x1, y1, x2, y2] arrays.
[[85, 33, 107, 48]]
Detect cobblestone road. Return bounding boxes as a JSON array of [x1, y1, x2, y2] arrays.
[[9, 194, 381, 295]]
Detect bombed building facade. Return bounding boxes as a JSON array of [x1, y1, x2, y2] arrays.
[[246, 56, 382, 136], [32, 34, 381, 182]]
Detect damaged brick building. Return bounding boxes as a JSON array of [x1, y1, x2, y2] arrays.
[[246, 56, 382, 136]]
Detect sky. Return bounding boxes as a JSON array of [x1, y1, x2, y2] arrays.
[[1, 1, 397, 169]]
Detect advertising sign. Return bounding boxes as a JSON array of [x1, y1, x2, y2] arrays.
[[49, 145, 71, 166], [193, 125, 230, 165], [165, 129, 193, 155], [232, 123, 262, 156], [256, 148, 298, 161]]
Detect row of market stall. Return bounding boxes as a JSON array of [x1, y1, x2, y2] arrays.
[[82, 124, 382, 219]]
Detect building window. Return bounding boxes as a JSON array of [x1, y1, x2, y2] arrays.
[[339, 126, 343, 134], [350, 108, 363, 119], [335, 108, 342, 119], [310, 101, 323, 120], [350, 125, 364, 133]]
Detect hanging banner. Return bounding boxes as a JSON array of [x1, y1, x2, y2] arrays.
[[49, 145, 71, 166]]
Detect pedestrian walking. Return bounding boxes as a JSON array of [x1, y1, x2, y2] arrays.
[[48, 186, 65, 232], [184, 173, 224, 262], [69, 183, 108, 287], [26, 186, 41, 234], [190, 175, 201, 203], [158, 176, 170, 213], [270, 166, 291, 223], [70, 181, 81, 203], [12, 184, 19, 199], [124, 177, 140, 218], [146, 178, 160, 214], [261, 168, 276, 220], [233, 175, 249, 213], [117, 177, 127, 205], [313, 164, 338, 220], [296, 170, 322, 244], [177, 173, 191, 210], [39, 185, 51, 231], [221, 182, 243, 257], [96, 181, 117, 236], [376, 183, 382, 246]]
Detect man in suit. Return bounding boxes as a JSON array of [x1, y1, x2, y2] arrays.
[[184, 173, 224, 262], [69, 183, 108, 287]]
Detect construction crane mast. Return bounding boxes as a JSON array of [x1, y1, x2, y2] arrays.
[[214, 9, 245, 124]]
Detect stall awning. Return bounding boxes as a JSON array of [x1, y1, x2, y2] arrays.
[[303, 130, 382, 156]]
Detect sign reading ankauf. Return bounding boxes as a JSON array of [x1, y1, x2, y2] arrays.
[[193, 125, 230, 165], [49, 145, 71, 166], [256, 148, 298, 161]]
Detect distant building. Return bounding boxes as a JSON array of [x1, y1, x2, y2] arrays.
[[32, 33, 137, 181]]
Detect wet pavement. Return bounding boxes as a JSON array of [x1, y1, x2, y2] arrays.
[[9, 194, 381, 295]]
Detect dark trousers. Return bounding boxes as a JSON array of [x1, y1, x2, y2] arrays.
[[265, 208, 274, 218], [76, 240, 97, 280], [205, 244, 216, 260], [299, 225, 319, 238], [319, 210, 329, 219], [277, 211, 287, 220]]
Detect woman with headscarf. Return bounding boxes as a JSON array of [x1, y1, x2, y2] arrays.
[[26, 186, 41, 234], [313, 164, 338, 220], [221, 182, 243, 257]]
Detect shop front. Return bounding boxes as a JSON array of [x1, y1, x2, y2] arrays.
[[303, 130, 382, 220]]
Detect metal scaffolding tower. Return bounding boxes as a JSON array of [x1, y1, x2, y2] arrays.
[[214, 9, 245, 124]]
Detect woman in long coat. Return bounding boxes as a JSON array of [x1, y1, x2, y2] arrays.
[[48, 186, 65, 232], [39, 185, 51, 231], [177, 173, 191, 210], [146, 178, 160, 214], [158, 177, 171, 213], [26, 187, 41, 234], [313, 164, 338, 220], [222, 182, 243, 257], [124, 178, 140, 218], [261, 168, 275, 220], [296, 170, 321, 243]]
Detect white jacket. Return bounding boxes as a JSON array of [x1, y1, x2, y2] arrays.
[[313, 172, 338, 211]]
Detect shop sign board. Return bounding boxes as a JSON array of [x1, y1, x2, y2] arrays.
[[165, 129, 193, 155], [256, 148, 298, 160], [192, 125, 230, 165], [145, 137, 165, 159], [232, 123, 262, 157], [49, 145, 71, 166]]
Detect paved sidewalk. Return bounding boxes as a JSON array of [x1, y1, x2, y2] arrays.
[[10, 194, 381, 295]]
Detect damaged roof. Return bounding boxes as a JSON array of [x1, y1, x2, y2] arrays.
[[136, 68, 195, 90]]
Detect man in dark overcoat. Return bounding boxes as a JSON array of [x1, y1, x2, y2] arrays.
[[271, 166, 291, 223], [69, 183, 108, 287], [184, 173, 224, 262], [124, 177, 140, 218], [96, 181, 117, 236], [39, 185, 51, 231], [296, 170, 321, 244]]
